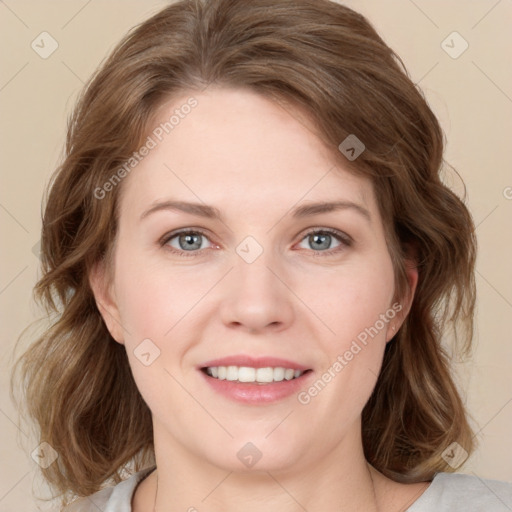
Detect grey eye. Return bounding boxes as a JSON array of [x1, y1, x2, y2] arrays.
[[299, 231, 342, 251], [167, 231, 210, 251]]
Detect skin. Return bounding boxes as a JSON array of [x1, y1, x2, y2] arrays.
[[90, 86, 429, 511]]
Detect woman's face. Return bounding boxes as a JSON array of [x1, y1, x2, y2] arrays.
[[92, 86, 415, 473]]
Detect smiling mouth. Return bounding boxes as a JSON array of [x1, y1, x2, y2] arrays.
[[201, 366, 313, 384]]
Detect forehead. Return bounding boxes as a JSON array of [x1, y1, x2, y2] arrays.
[[119, 87, 375, 219]]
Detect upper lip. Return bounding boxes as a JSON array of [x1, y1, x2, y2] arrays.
[[199, 355, 310, 371]]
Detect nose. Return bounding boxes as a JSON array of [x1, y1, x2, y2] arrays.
[[219, 248, 295, 334]]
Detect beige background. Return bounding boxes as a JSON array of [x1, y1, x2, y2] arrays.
[[1, 0, 511, 510]]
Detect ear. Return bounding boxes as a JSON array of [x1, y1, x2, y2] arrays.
[[89, 260, 125, 345], [385, 256, 418, 343]]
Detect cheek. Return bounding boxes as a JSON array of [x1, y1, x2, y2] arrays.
[[324, 261, 395, 395], [113, 249, 203, 342], [307, 255, 395, 347], [111, 251, 196, 408], [299, 256, 395, 410]]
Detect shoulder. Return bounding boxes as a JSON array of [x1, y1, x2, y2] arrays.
[[408, 472, 512, 512], [62, 466, 156, 512]]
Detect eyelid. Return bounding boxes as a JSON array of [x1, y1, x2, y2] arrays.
[[159, 227, 215, 253], [159, 226, 353, 257], [299, 227, 353, 246]]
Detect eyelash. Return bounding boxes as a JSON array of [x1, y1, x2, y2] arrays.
[[159, 227, 353, 258]]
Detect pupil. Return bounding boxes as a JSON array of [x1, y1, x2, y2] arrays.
[[312, 233, 330, 250], [181, 233, 201, 250]]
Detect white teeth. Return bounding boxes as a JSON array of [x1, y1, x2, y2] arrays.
[[256, 367, 274, 383], [226, 366, 238, 381], [273, 367, 285, 382], [205, 366, 306, 383], [238, 367, 256, 382]]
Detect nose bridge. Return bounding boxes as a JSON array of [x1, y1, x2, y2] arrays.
[[232, 234, 281, 298], [219, 234, 294, 331]]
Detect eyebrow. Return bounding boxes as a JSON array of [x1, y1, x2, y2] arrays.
[[140, 199, 371, 223]]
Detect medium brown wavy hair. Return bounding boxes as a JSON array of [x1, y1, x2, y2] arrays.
[[11, 0, 477, 507]]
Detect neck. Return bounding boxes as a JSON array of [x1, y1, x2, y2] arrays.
[[149, 426, 381, 512], [153, 467, 380, 512]]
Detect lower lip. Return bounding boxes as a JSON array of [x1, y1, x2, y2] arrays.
[[200, 370, 313, 404]]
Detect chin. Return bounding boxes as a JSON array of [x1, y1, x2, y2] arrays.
[[202, 435, 305, 474]]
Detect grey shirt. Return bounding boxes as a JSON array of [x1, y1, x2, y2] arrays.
[[65, 466, 512, 511]]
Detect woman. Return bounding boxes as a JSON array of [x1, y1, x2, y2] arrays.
[[11, 0, 512, 510]]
